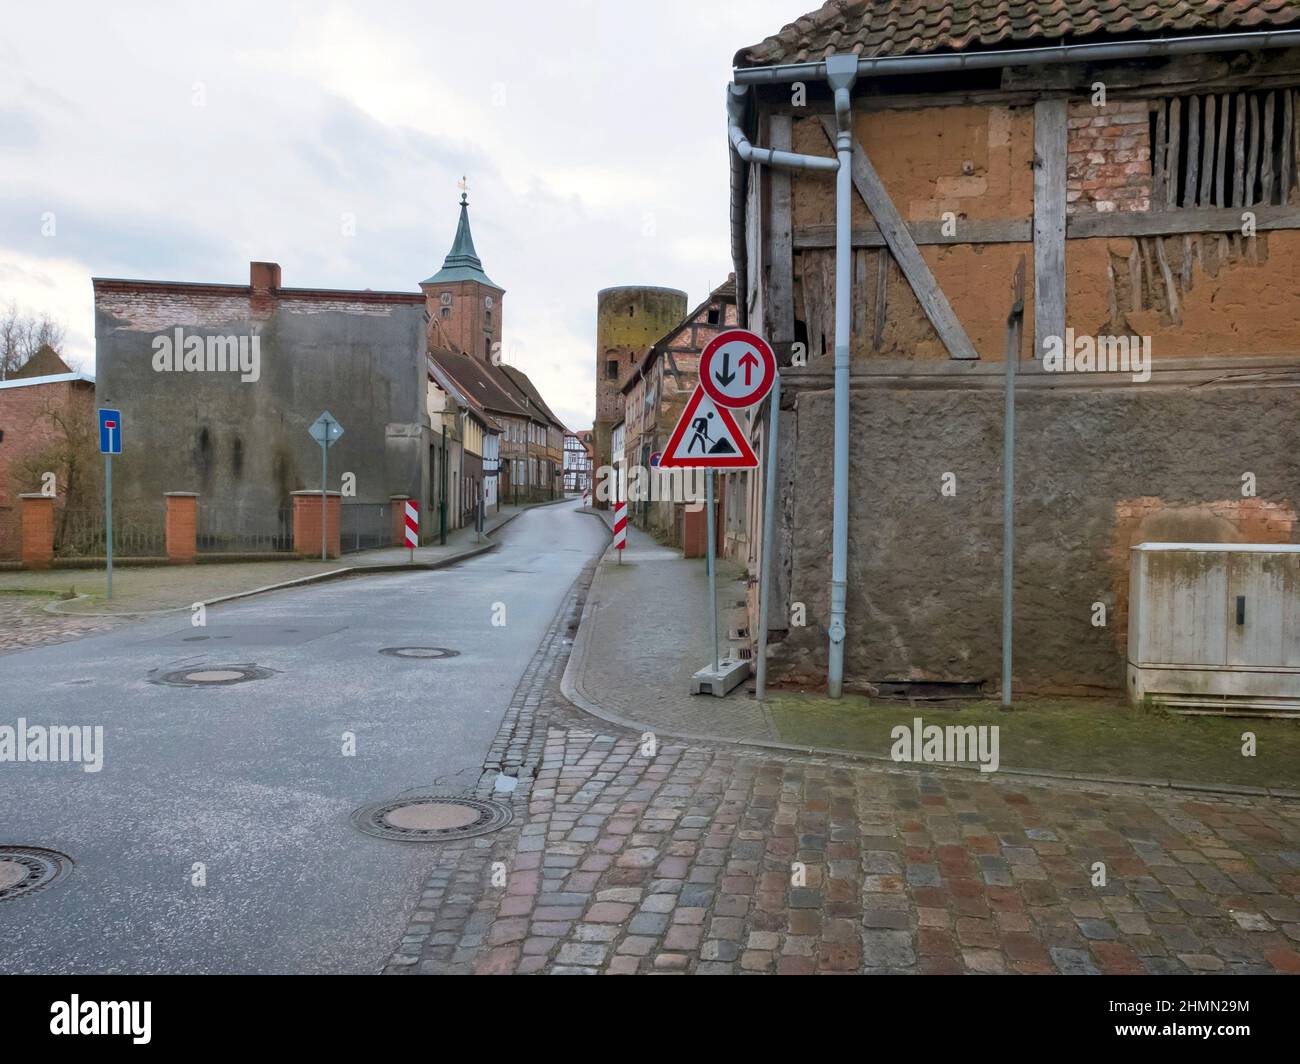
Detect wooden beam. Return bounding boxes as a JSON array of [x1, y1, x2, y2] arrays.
[[1066, 203, 1300, 237], [766, 115, 795, 350], [1200, 94, 1216, 206], [818, 116, 979, 360], [793, 218, 1031, 248], [1282, 90, 1294, 205], [1033, 98, 1067, 362], [873, 250, 888, 351], [1263, 90, 1277, 204]]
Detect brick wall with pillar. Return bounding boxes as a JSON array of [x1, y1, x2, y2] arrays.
[[390, 495, 413, 546], [165, 492, 198, 563], [19, 493, 54, 569], [291, 490, 341, 559]]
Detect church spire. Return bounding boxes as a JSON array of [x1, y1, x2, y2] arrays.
[[423, 181, 502, 289]]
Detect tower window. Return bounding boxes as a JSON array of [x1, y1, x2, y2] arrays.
[[440, 307, 451, 319], [606, 358, 618, 379]]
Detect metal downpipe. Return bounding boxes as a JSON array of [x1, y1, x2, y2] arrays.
[[825, 55, 856, 699]]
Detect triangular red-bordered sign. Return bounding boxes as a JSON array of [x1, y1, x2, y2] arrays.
[[659, 384, 758, 469]]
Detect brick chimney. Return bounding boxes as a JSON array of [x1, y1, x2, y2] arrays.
[[250, 261, 281, 292], [250, 261, 280, 318]]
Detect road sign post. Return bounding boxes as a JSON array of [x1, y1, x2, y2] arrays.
[[755, 370, 782, 701], [308, 411, 344, 562], [613, 500, 627, 563], [98, 409, 122, 600], [662, 329, 774, 699], [404, 499, 418, 562]]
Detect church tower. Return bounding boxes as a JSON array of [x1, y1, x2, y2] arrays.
[[421, 187, 504, 362]]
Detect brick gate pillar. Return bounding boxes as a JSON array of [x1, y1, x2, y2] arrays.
[[291, 490, 341, 558], [19, 493, 55, 569], [164, 492, 198, 563]]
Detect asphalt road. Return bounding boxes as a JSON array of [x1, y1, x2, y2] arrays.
[[0, 499, 607, 973]]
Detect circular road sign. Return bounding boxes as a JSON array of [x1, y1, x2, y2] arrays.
[[699, 329, 776, 409]]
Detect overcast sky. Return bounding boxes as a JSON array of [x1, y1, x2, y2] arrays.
[[0, 0, 800, 431]]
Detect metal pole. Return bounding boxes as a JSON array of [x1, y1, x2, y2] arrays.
[[321, 441, 328, 561], [1001, 336, 1016, 707], [105, 453, 113, 600], [755, 373, 781, 700], [706, 468, 718, 673]]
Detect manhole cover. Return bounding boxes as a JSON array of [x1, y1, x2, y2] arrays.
[[151, 664, 275, 688], [0, 847, 72, 901], [378, 647, 460, 660], [352, 795, 511, 842]]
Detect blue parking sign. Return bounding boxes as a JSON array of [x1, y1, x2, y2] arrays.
[[98, 408, 122, 454]]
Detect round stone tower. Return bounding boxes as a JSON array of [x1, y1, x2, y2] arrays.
[[594, 286, 688, 504]]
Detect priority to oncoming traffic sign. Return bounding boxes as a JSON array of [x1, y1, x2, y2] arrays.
[[699, 328, 776, 410]]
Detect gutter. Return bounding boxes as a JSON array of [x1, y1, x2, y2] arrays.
[[728, 27, 1300, 699]]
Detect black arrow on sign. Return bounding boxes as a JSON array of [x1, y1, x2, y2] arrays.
[[715, 351, 736, 386]]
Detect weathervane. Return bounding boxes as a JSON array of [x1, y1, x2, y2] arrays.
[[458, 175, 470, 205]]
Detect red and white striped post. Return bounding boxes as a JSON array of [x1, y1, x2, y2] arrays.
[[404, 499, 419, 562], [612, 500, 627, 564]]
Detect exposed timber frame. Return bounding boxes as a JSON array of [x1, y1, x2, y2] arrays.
[[1033, 98, 1068, 362], [817, 116, 979, 360]]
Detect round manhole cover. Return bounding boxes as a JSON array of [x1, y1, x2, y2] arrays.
[[378, 647, 460, 660], [151, 664, 275, 688], [0, 847, 72, 901], [352, 795, 511, 842]]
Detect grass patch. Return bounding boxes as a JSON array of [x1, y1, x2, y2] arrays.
[[766, 693, 1300, 790]]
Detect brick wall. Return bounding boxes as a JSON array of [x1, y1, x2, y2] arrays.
[[1067, 100, 1153, 214], [0, 378, 95, 558]]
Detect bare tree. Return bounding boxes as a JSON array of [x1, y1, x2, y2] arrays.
[[0, 302, 68, 379]]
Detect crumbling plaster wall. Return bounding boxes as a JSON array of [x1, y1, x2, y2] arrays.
[[768, 379, 1300, 695]]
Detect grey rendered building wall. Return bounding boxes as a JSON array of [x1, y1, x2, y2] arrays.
[[768, 364, 1300, 696], [93, 288, 429, 531]]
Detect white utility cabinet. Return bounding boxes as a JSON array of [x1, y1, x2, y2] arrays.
[[1127, 542, 1300, 714]]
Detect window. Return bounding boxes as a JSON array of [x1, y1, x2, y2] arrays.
[[606, 358, 618, 379], [1151, 89, 1297, 210], [440, 307, 451, 319], [707, 306, 721, 325]]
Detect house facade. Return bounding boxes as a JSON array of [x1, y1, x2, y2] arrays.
[[732, 1, 1300, 697], [90, 194, 569, 551], [0, 349, 96, 560], [619, 277, 738, 542]]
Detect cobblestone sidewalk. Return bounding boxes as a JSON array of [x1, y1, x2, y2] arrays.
[[386, 539, 1300, 976], [0, 594, 126, 655]]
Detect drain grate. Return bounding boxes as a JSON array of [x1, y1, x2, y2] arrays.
[[151, 664, 275, 688], [352, 794, 511, 842], [378, 647, 460, 660], [0, 847, 72, 901]]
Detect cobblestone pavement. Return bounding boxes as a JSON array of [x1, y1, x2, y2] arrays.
[[386, 537, 1300, 977], [0, 593, 126, 655], [566, 517, 778, 744]]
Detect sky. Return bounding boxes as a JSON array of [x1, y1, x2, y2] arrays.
[[0, 0, 800, 432]]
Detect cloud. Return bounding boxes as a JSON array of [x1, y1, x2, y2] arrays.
[[0, 0, 798, 427]]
